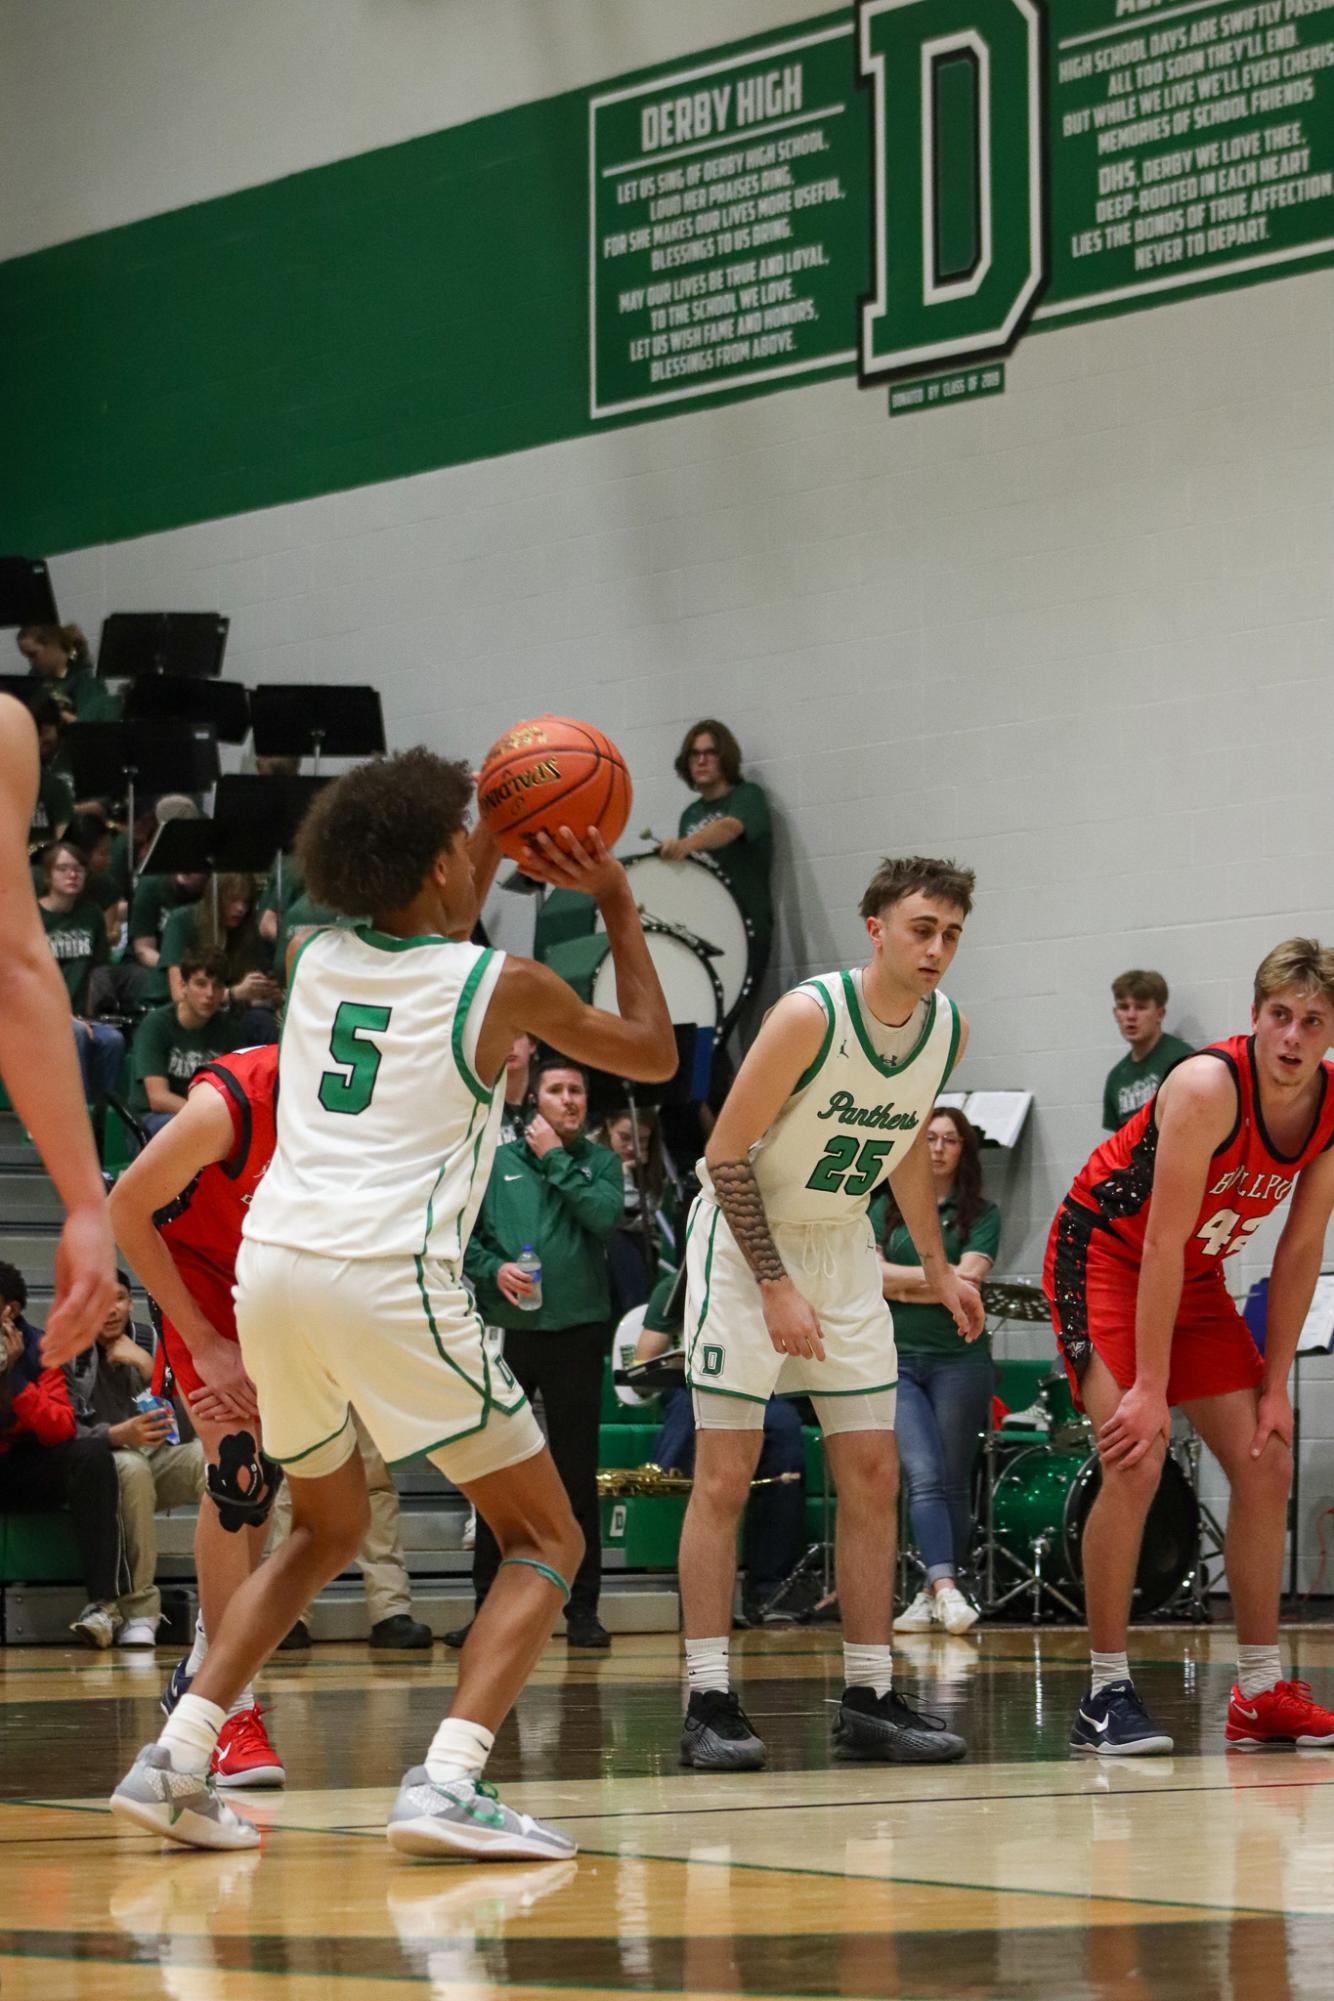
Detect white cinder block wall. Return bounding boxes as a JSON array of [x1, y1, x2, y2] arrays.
[[17, 0, 1334, 1591]]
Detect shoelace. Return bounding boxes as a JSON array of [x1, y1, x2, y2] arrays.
[[222, 1705, 275, 1757]]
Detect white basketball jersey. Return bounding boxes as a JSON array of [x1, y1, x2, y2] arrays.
[[709, 971, 960, 1226], [244, 926, 505, 1263]]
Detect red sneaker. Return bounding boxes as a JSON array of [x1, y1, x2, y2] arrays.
[[1226, 1680, 1334, 1749], [212, 1704, 286, 1788]]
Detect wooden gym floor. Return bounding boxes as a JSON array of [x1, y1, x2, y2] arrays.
[[5, 1625, 1334, 2000]]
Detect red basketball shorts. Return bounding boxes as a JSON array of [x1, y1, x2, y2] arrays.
[[157, 1251, 239, 1402], [1043, 1201, 1263, 1408]]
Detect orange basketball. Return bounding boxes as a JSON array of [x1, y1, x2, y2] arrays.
[[477, 714, 632, 864]]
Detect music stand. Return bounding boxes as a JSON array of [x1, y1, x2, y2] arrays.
[[122, 675, 251, 744], [250, 685, 385, 772], [0, 557, 58, 628], [213, 773, 330, 905], [97, 612, 229, 681], [61, 721, 220, 890], [140, 816, 284, 932]]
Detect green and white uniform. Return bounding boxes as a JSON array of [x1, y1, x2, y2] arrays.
[[237, 924, 541, 1478], [685, 970, 960, 1417]]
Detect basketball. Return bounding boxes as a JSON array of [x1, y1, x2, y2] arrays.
[[477, 713, 632, 863]]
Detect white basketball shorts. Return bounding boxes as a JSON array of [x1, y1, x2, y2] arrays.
[[683, 1201, 897, 1408], [234, 1239, 542, 1481]]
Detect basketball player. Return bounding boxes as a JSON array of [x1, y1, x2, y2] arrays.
[[0, 694, 114, 1363], [1049, 940, 1334, 1755], [676, 856, 984, 1771], [112, 747, 674, 1858]]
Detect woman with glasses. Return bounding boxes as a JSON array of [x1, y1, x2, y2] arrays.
[[36, 841, 126, 1115], [874, 1105, 1000, 1635]]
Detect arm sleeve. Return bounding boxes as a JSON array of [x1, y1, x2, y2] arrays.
[[965, 1202, 1002, 1262], [540, 1144, 624, 1237]]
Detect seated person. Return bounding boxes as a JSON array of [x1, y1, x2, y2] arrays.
[[635, 1268, 805, 1626], [1103, 969, 1194, 1132], [160, 872, 281, 1042], [0, 1258, 123, 1648], [60, 808, 124, 944], [36, 840, 125, 1113], [18, 621, 121, 723], [129, 949, 244, 1137], [65, 1270, 206, 1646]]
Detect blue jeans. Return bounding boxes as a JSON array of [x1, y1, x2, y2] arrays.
[[73, 1020, 124, 1102], [895, 1353, 994, 1583]]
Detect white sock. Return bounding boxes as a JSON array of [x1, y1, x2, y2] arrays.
[[843, 1643, 893, 1698], [1090, 1650, 1130, 1695], [684, 1636, 731, 1695], [186, 1614, 208, 1676], [159, 1693, 226, 1774], [426, 1715, 495, 1785], [1237, 1644, 1284, 1700], [226, 1684, 256, 1719]]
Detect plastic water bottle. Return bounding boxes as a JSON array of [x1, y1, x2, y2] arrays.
[[516, 1245, 543, 1312], [133, 1389, 180, 1447]]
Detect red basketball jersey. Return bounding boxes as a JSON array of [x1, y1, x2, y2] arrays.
[[1065, 1033, 1334, 1278], [156, 1043, 278, 1282]]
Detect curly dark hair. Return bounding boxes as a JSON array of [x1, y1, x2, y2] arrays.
[[0, 1260, 27, 1312], [878, 1105, 986, 1246], [295, 748, 474, 917]]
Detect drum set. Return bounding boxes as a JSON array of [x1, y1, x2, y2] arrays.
[[586, 851, 755, 1043], [969, 1280, 1223, 1624]]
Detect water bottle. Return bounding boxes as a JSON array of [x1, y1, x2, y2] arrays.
[[516, 1245, 543, 1312], [133, 1389, 180, 1447]]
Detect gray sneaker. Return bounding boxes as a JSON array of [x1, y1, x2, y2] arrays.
[[833, 1685, 968, 1764], [71, 1602, 120, 1649], [680, 1689, 767, 1770], [110, 1743, 261, 1850], [386, 1768, 577, 1861]]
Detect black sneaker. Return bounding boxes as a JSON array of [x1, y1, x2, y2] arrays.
[[1070, 1680, 1173, 1756], [442, 1621, 474, 1651], [565, 1612, 611, 1650], [276, 1619, 311, 1652], [833, 1685, 968, 1764], [369, 1615, 433, 1651], [680, 1689, 767, 1770]]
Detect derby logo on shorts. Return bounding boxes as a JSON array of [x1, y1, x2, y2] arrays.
[[817, 1089, 918, 1132]]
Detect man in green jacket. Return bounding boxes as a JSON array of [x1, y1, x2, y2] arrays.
[[459, 1057, 622, 1648]]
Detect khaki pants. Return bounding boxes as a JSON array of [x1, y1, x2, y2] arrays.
[[267, 1411, 413, 1625], [114, 1441, 207, 1624]]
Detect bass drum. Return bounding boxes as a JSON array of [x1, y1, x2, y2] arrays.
[[590, 924, 724, 1038], [991, 1445, 1199, 1615], [600, 853, 754, 1033]]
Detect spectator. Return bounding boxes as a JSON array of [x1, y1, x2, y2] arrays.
[[27, 699, 73, 848], [594, 1105, 683, 1313], [0, 1259, 123, 1647], [635, 1265, 806, 1625], [161, 872, 281, 1042], [1103, 969, 1194, 1132], [61, 809, 123, 943], [459, 1057, 623, 1649], [659, 719, 774, 983], [876, 1106, 1000, 1635], [17, 622, 120, 723], [65, 1270, 206, 1646], [498, 1031, 538, 1142], [37, 840, 125, 1113], [129, 949, 244, 1136]]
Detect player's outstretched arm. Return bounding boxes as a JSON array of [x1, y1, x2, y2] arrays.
[[1258, 1144, 1334, 1455], [0, 696, 115, 1365], [107, 1088, 259, 1420], [705, 992, 828, 1361], [479, 828, 676, 1083], [1100, 1055, 1235, 1468]]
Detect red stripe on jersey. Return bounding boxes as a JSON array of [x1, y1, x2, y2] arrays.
[[1064, 1033, 1334, 1279], [157, 1044, 278, 1285]]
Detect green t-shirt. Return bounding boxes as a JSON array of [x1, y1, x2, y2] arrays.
[[106, 829, 132, 903], [678, 780, 773, 958], [275, 893, 337, 967], [871, 1190, 1001, 1360], [29, 767, 73, 845], [1102, 1033, 1194, 1131], [129, 1004, 244, 1114], [40, 897, 109, 1013], [128, 876, 201, 948], [159, 903, 274, 983]]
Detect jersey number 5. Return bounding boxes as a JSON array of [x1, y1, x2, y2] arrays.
[[319, 1002, 392, 1115], [805, 1135, 894, 1197]]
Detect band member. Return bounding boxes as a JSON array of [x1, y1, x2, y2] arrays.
[[1049, 940, 1334, 1755]]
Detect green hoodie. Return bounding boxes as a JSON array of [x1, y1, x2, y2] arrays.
[[465, 1133, 623, 1331]]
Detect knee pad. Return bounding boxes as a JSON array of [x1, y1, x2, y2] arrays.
[[207, 1430, 284, 1532]]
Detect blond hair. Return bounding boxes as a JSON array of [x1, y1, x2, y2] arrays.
[[1253, 938, 1334, 1011]]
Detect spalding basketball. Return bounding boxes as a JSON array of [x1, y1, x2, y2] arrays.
[[477, 714, 632, 863]]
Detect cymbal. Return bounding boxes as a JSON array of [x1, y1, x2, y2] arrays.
[[979, 1278, 1050, 1323]]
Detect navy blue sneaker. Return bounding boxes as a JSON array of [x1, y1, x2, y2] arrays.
[[1070, 1680, 1173, 1756], [160, 1656, 193, 1719]]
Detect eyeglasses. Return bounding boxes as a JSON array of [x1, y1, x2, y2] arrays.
[[51, 861, 85, 875], [690, 746, 719, 760]]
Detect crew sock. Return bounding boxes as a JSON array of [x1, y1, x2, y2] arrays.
[[843, 1643, 893, 1699], [159, 1693, 226, 1775], [1236, 1645, 1284, 1700], [186, 1615, 208, 1676], [684, 1637, 731, 1696], [425, 1715, 495, 1785], [1090, 1650, 1130, 1696]]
